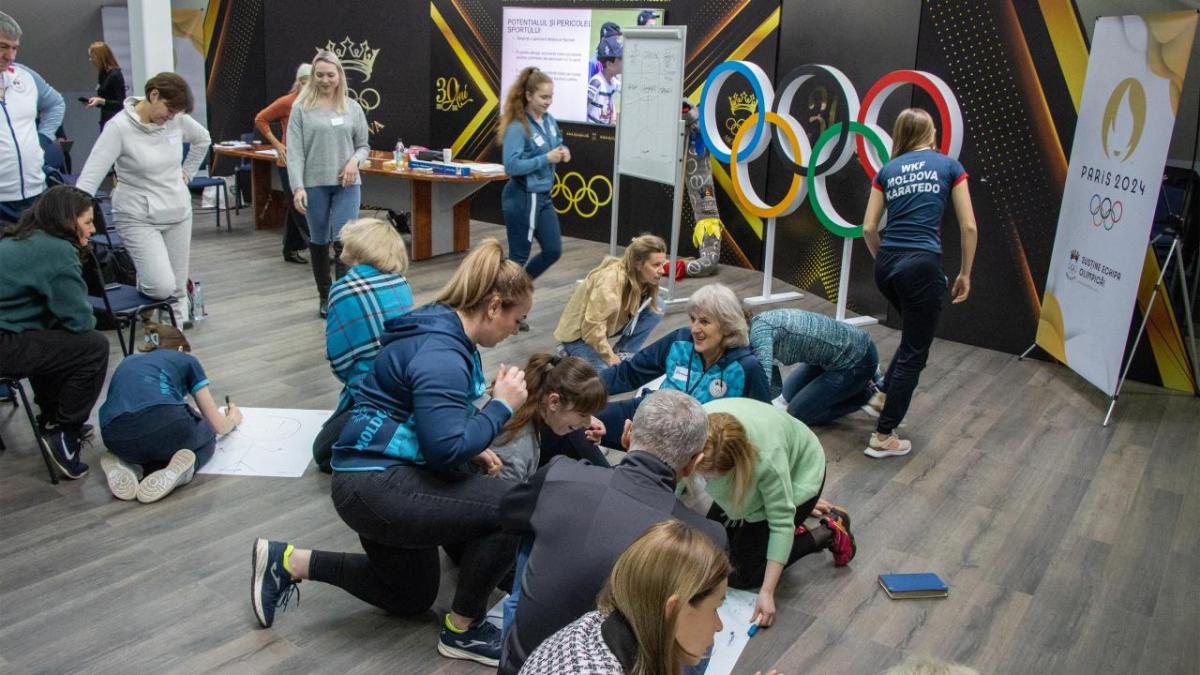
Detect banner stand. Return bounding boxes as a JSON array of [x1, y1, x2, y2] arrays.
[[744, 216, 803, 306], [834, 238, 878, 326], [1101, 232, 1200, 425], [1022, 230, 1200, 426]]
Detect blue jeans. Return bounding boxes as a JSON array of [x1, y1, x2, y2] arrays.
[[560, 304, 663, 371], [782, 342, 879, 426], [874, 249, 947, 434], [0, 195, 38, 224], [304, 184, 361, 245], [501, 538, 533, 639], [100, 403, 217, 468], [502, 182, 561, 279]]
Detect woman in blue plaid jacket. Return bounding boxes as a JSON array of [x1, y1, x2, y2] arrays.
[[313, 217, 413, 471]]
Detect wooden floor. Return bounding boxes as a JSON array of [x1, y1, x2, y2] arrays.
[[1, 209, 1198, 674]]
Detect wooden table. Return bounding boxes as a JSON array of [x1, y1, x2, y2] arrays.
[[212, 145, 507, 260]]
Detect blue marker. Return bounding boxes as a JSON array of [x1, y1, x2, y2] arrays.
[[747, 622, 759, 637]]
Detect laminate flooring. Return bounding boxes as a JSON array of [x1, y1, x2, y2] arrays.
[[1, 209, 1198, 674]]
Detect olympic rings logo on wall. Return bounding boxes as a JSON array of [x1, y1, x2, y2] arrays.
[[698, 61, 964, 238], [1090, 194, 1122, 230], [551, 172, 614, 218]]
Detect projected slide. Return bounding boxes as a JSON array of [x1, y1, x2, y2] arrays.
[[501, 6, 663, 125]]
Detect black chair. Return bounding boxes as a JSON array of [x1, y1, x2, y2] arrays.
[[0, 377, 60, 484], [84, 249, 177, 356], [184, 143, 233, 231], [233, 132, 254, 211]]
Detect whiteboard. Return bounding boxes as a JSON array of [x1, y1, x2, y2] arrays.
[[615, 27, 687, 184]]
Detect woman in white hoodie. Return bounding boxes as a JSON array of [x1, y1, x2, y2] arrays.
[[77, 72, 211, 323]]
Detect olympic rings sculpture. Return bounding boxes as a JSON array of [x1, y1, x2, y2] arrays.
[[552, 171, 614, 219], [1089, 194, 1122, 230], [698, 61, 964, 237]]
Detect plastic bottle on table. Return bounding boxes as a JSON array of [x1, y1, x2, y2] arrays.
[[394, 140, 406, 170]]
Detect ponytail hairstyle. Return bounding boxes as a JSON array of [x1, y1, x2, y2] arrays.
[[435, 238, 533, 315], [889, 107, 937, 158], [620, 233, 667, 315], [598, 520, 732, 675], [697, 412, 757, 514], [497, 66, 554, 143], [497, 353, 607, 445]]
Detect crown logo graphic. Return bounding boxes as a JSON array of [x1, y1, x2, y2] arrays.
[[728, 91, 757, 115], [324, 37, 380, 82]]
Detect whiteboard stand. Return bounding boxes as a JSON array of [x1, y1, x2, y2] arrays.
[[834, 238, 878, 326], [608, 120, 622, 258], [743, 216, 803, 306], [664, 118, 690, 307]]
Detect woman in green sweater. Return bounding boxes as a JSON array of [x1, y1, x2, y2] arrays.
[[0, 186, 110, 480], [698, 398, 856, 628]]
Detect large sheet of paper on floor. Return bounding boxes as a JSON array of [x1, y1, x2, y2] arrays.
[[198, 407, 330, 477], [693, 588, 758, 675]]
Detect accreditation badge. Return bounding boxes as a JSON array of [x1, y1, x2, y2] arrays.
[[708, 379, 728, 398]]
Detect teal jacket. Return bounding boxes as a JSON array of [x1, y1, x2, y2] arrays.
[[0, 231, 95, 333]]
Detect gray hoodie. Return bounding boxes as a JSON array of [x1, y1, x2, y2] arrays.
[[77, 97, 211, 224]]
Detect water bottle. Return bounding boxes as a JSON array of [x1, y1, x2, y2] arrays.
[[191, 281, 206, 321], [394, 139, 405, 169]]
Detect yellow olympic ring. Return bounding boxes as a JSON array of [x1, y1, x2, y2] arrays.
[[730, 112, 807, 218], [551, 172, 613, 218]]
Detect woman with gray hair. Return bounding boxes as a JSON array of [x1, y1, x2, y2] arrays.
[[593, 282, 769, 448]]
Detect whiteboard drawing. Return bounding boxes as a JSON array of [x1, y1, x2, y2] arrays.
[[198, 407, 331, 478], [616, 27, 686, 185]]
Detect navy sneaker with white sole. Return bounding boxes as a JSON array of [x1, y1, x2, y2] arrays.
[[438, 617, 503, 666], [42, 430, 88, 480], [251, 538, 300, 628]]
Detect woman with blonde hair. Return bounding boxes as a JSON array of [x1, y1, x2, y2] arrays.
[[520, 520, 731, 675], [594, 283, 769, 448], [84, 41, 125, 128], [861, 108, 978, 458], [697, 398, 855, 630], [254, 63, 313, 263], [311, 217, 414, 472], [287, 50, 369, 316], [499, 66, 569, 287], [252, 238, 531, 667], [555, 233, 667, 370]]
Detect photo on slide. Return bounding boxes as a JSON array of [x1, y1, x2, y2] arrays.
[[501, 7, 663, 125]]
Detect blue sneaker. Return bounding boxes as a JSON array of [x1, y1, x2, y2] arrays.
[[438, 616, 502, 666], [42, 429, 88, 480], [251, 538, 300, 628]]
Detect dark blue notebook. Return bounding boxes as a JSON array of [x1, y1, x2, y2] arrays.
[[878, 573, 949, 599]]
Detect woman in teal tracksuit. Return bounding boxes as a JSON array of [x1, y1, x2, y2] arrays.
[[499, 66, 568, 280]]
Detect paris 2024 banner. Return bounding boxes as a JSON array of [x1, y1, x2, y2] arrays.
[[1036, 11, 1197, 397]]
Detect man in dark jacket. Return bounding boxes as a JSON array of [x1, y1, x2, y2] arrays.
[[498, 389, 726, 675]]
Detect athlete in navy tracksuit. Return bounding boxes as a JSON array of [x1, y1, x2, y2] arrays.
[[595, 326, 771, 448], [500, 67, 567, 279]]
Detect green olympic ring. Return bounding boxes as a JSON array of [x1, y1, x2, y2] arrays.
[[807, 121, 890, 238]]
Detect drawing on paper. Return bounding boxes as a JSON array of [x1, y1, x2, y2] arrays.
[[198, 407, 331, 478]]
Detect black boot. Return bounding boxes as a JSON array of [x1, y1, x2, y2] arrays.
[[333, 241, 348, 280], [283, 249, 307, 264], [309, 243, 332, 317]]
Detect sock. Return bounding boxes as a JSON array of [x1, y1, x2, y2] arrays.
[[444, 613, 468, 634], [282, 544, 296, 577]]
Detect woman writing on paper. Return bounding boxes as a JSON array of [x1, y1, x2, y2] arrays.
[[287, 50, 370, 317], [554, 234, 667, 370], [499, 67, 568, 306], [861, 108, 977, 459]]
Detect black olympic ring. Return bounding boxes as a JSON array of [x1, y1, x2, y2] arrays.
[[769, 65, 854, 176], [1089, 193, 1122, 230]]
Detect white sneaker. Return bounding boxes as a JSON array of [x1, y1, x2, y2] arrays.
[[864, 433, 912, 458], [100, 452, 143, 500], [860, 391, 885, 418], [136, 449, 196, 503]]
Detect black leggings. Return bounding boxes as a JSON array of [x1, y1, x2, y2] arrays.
[[309, 466, 517, 620], [710, 480, 823, 590], [874, 249, 947, 434]]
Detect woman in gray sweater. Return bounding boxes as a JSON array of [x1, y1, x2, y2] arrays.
[[76, 72, 210, 324], [287, 50, 370, 317]]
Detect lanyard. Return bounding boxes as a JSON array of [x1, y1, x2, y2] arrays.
[[684, 350, 720, 397]]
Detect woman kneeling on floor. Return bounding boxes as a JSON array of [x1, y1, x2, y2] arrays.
[[98, 323, 242, 502], [696, 397, 856, 629]]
